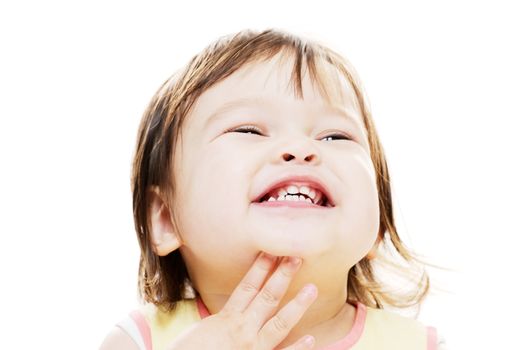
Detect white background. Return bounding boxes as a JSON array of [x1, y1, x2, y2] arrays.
[[1, 1, 525, 349]]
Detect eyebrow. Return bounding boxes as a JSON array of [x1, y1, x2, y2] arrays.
[[204, 96, 270, 127], [204, 96, 362, 129]]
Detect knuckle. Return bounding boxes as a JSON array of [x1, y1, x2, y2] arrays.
[[231, 330, 252, 348], [271, 314, 289, 333], [280, 265, 294, 278], [259, 288, 278, 306], [219, 308, 238, 320], [239, 281, 258, 293], [225, 316, 254, 347], [220, 310, 246, 327]]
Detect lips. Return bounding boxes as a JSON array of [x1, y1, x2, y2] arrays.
[[252, 174, 335, 207]]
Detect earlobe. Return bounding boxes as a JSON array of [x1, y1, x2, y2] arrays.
[[149, 186, 182, 256], [152, 231, 182, 256]]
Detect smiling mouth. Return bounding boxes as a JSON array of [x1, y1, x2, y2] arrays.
[[252, 177, 336, 209], [257, 193, 332, 208], [254, 188, 335, 209]]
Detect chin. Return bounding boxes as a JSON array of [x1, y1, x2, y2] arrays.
[[249, 225, 336, 258]]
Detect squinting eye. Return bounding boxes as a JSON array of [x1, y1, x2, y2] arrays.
[[228, 125, 264, 136], [320, 133, 353, 142]]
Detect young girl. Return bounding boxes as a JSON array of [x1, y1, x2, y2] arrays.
[[101, 29, 446, 350]]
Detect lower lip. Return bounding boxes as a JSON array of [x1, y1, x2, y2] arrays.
[[252, 201, 332, 209]]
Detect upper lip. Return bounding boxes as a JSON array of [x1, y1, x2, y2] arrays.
[[251, 172, 335, 207]]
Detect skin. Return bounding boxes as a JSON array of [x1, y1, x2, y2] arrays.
[[103, 54, 382, 349], [165, 254, 321, 349]]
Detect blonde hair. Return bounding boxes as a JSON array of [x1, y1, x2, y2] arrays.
[[131, 28, 429, 312]]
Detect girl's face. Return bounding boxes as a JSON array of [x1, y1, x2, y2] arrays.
[[171, 55, 380, 289]]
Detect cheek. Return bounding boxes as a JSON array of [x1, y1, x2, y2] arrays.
[[174, 145, 254, 250], [199, 145, 253, 199], [336, 155, 380, 261], [182, 141, 248, 196]]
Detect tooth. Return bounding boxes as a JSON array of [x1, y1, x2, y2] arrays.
[[299, 196, 306, 201], [306, 198, 313, 204], [292, 195, 299, 201], [308, 189, 316, 200], [313, 190, 321, 203], [299, 186, 310, 195], [278, 189, 288, 197], [268, 197, 276, 201], [277, 195, 286, 201], [286, 185, 299, 194]]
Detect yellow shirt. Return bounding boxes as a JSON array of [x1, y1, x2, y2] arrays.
[[119, 298, 440, 350]]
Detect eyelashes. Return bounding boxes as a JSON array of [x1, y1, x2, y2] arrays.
[[227, 125, 354, 142], [229, 125, 263, 135], [320, 134, 352, 142]]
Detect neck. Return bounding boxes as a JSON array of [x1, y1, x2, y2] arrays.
[[199, 283, 356, 348], [276, 289, 356, 348]]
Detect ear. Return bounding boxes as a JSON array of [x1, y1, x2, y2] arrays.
[[148, 186, 182, 256], [366, 234, 383, 260]]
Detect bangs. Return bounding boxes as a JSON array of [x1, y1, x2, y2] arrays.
[[265, 47, 363, 118]]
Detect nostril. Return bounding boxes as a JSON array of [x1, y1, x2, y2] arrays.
[[282, 153, 316, 162], [282, 153, 295, 161]]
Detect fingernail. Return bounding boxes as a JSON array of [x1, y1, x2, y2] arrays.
[[303, 335, 315, 348], [286, 256, 301, 269], [298, 284, 317, 303], [260, 252, 276, 264]]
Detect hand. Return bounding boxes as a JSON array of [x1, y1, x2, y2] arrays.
[[167, 253, 318, 350]]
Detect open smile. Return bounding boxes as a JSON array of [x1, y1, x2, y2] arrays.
[[251, 200, 333, 209]]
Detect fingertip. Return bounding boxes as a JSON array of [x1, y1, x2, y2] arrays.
[[283, 256, 302, 274], [305, 283, 317, 294], [297, 284, 318, 304], [301, 335, 315, 348], [287, 256, 302, 267], [259, 251, 278, 264]]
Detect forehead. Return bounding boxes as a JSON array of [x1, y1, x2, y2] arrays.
[[189, 53, 366, 131]]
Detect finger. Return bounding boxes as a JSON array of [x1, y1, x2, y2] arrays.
[[279, 335, 316, 350], [246, 256, 302, 329], [258, 284, 318, 349], [222, 252, 278, 313]]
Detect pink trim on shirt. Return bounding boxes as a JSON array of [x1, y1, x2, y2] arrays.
[[196, 298, 366, 349], [130, 310, 153, 350], [196, 296, 211, 318], [426, 326, 437, 350], [131, 299, 435, 350], [320, 301, 367, 350]]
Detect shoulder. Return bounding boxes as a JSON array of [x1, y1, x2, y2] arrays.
[[100, 299, 201, 350], [142, 298, 201, 330], [144, 298, 203, 349], [99, 310, 151, 350], [99, 327, 141, 350], [358, 305, 439, 350], [365, 306, 427, 332], [99, 305, 157, 350]]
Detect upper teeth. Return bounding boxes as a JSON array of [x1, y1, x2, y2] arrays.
[[266, 185, 323, 205]]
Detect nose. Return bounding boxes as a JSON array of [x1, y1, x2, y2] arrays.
[[278, 138, 320, 165], [281, 152, 317, 163]]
